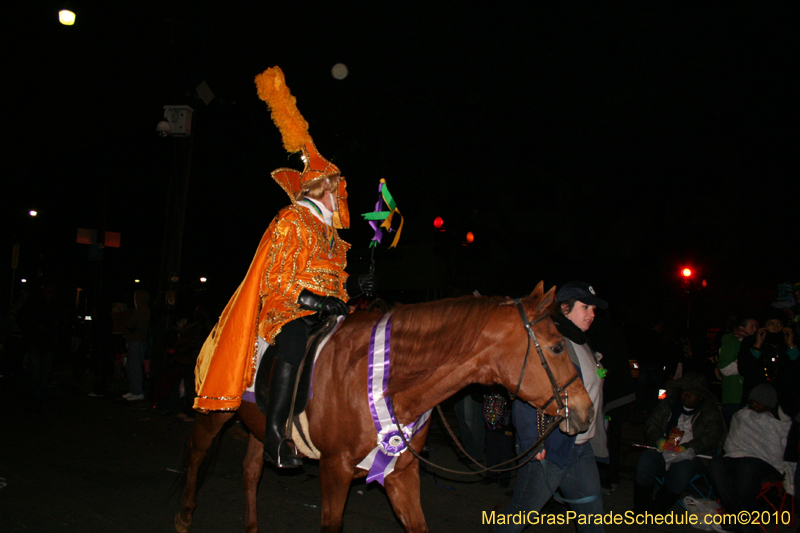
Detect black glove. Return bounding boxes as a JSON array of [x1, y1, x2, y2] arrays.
[[358, 273, 376, 297], [297, 289, 349, 316]]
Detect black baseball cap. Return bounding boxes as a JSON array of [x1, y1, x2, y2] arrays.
[[555, 281, 608, 309]]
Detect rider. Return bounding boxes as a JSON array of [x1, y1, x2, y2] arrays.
[[193, 66, 374, 468]]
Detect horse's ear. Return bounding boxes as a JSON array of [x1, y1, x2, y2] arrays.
[[528, 280, 545, 299], [536, 285, 557, 315]]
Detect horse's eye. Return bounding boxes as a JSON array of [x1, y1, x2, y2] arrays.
[[551, 343, 564, 355]]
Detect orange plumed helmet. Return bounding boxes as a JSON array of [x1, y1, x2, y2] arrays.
[[255, 66, 349, 228]]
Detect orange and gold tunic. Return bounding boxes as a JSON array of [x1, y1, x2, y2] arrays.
[[193, 203, 349, 412]]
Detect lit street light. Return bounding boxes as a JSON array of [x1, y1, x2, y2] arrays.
[[59, 9, 76, 26]]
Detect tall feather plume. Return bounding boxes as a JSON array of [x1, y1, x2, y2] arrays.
[[254, 66, 311, 153]]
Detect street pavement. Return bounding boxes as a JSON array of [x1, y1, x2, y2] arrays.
[[1, 361, 795, 532]]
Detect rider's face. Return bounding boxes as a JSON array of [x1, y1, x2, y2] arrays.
[[320, 190, 337, 212], [563, 300, 596, 332]]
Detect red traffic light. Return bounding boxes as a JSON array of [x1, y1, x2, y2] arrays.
[[682, 268, 692, 278], [465, 231, 474, 243], [433, 216, 444, 229]]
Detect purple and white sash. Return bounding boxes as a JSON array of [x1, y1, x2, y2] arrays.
[[356, 311, 432, 485]]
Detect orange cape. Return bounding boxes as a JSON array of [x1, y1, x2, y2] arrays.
[[194, 204, 349, 412]]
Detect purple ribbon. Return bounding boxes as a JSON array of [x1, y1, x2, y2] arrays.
[[368, 197, 384, 246], [357, 311, 431, 485]]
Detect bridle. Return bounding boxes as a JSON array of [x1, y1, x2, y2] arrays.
[[510, 298, 579, 432]]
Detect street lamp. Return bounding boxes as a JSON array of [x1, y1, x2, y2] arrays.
[[59, 9, 76, 26]]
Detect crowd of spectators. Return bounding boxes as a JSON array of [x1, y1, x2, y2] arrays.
[[479, 287, 800, 533]]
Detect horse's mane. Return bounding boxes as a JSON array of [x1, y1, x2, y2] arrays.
[[384, 295, 507, 397]]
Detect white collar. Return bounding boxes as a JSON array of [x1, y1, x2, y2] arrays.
[[301, 197, 334, 227]]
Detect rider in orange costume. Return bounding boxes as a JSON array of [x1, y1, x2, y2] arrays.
[[194, 66, 371, 468]]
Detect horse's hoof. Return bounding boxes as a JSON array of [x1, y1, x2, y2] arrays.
[[174, 511, 192, 533]]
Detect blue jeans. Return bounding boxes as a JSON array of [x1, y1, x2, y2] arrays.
[[493, 441, 604, 533], [126, 341, 148, 395], [635, 449, 703, 494], [27, 349, 55, 413]]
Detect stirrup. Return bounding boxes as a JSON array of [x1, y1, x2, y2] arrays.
[[264, 438, 302, 468]]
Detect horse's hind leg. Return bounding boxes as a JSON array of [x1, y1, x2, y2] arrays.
[[384, 459, 429, 533], [175, 411, 235, 533], [242, 433, 264, 533], [319, 456, 354, 533]]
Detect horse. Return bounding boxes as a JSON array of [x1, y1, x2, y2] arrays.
[[175, 281, 594, 533]]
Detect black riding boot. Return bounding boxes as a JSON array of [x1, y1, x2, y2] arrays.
[[262, 358, 303, 468], [650, 484, 680, 514], [633, 482, 653, 514]]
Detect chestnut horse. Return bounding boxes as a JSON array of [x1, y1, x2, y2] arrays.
[[175, 282, 593, 533]]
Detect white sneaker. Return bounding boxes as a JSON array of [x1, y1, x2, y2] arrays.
[[122, 392, 133, 399], [126, 394, 144, 401]]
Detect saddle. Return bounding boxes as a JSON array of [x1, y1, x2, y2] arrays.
[[255, 314, 340, 416]]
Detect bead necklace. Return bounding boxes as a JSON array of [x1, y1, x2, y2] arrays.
[[483, 393, 507, 430]]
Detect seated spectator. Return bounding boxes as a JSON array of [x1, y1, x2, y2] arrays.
[[633, 371, 726, 514], [708, 384, 792, 531]]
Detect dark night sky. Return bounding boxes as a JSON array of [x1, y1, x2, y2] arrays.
[[3, 2, 797, 328]]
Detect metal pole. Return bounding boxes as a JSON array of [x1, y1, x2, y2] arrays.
[[10, 243, 19, 308]]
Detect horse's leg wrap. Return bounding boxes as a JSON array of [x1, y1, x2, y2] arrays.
[[262, 358, 303, 468]]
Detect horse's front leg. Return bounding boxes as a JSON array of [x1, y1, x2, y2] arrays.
[[242, 433, 264, 533], [175, 411, 235, 533], [318, 455, 354, 533], [384, 457, 429, 533]]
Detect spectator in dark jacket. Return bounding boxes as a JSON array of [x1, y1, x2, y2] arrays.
[[738, 309, 799, 418], [633, 371, 726, 514]]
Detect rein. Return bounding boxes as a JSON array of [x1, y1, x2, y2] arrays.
[[383, 299, 578, 477], [387, 400, 563, 476]]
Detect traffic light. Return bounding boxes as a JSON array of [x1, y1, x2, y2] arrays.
[[679, 266, 707, 292]]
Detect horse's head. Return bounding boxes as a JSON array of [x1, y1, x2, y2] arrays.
[[501, 281, 594, 436]]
